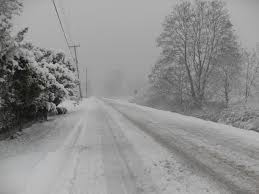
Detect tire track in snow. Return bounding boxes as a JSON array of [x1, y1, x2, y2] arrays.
[[23, 118, 84, 194], [94, 101, 158, 194], [107, 101, 258, 194]]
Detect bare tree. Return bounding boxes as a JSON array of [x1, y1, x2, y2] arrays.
[[149, 58, 188, 105], [156, 0, 238, 107], [242, 49, 259, 102], [215, 30, 242, 106]]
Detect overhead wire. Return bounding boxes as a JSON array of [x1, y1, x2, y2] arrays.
[[51, 0, 74, 61], [51, 0, 83, 99], [58, 0, 74, 45]]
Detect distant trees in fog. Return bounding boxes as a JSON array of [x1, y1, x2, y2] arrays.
[[102, 68, 127, 97], [149, 0, 258, 108]]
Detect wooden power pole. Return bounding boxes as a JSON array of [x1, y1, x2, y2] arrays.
[[69, 44, 82, 99], [85, 67, 88, 98]]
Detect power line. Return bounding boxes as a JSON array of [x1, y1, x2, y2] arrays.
[[51, 0, 73, 59], [58, 0, 73, 43], [52, 0, 83, 100]]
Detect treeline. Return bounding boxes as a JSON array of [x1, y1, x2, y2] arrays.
[[149, 0, 259, 109], [0, 0, 78, 134]]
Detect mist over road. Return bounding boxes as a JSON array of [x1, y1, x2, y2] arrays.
[[1, 97, 258, 194]]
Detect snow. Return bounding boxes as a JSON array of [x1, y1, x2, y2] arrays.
[[104, 98, 259, 193], [24, 119, 83, 194], [106, 98, 259, 145], [58, 99, 81, 112], [0, 104, 85, 194], [100, 100, 228, 193], [0, 97, 258, 194]]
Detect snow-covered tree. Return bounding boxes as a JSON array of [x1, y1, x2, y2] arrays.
[[0, 0, 24, 130], [25, 44, 78, 106], [152, 0, 241, 107], [0, 37, 78, 129], [0, 0, 78, 132], [241, 49, 259, 101], [0, 0, 23, 56]]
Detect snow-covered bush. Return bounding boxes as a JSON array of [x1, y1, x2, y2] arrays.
[[56, 107, 68, 115], [218, 103, 259, 130], [0, 30, 78, 132], [23, 43, 78, 106], [46, 102, 58, 116], [0, 0, 77, 134]]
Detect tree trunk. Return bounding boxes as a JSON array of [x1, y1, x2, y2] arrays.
[[183, 40, 197, 104], [224, 85, 229, 107], [16, 110, 23, 131]]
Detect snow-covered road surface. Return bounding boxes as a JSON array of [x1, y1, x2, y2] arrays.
[[0, 97, 258, 194]]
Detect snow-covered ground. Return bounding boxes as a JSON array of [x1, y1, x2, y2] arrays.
[[58, 99, 81, 112], [0, 97, 258, 194]]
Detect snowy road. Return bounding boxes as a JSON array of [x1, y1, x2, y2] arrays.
[[0, 97, 259, 194]]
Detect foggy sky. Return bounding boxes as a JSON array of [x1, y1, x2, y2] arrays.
[[14, 0, 259, 96]]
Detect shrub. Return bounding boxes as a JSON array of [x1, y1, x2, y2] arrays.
[[56, 107, 68, 115]]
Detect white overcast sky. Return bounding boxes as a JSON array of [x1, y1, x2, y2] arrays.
[[14, 0, 259, 96]]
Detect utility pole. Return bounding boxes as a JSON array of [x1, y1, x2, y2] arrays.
[[69, 44, 82, 99], [256, 42, 259, 57], [85, 67, 88, 98]]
